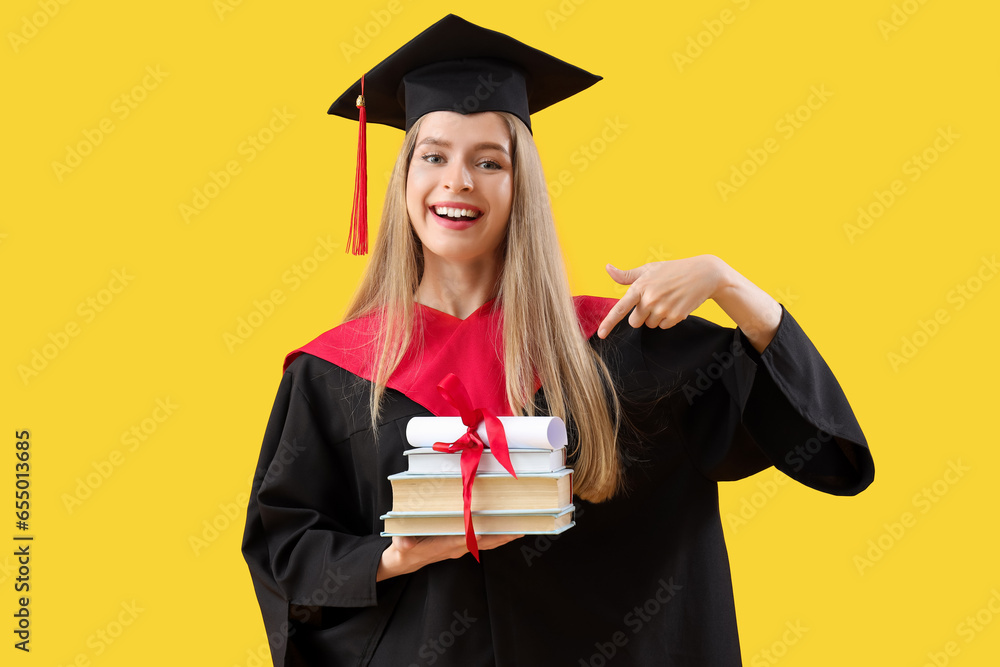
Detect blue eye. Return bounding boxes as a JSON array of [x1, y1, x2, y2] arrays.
[[479, 160, 502, 170], [421, 153, 444, 164]]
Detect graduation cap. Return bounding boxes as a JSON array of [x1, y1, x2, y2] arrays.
[[328, 14, 602, 255]]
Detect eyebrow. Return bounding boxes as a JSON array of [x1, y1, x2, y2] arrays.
[[417, 137, 510, 156]]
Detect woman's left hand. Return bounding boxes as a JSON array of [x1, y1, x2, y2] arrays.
[[597, 255, 726, 338], [597, 254, 783, 353]]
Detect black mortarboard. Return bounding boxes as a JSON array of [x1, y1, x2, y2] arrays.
[[329, 14, 602, 254]]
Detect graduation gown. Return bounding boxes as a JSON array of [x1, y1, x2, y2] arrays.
[[241, 296, 874, 666]]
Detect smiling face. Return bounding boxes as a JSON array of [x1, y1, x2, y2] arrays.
[[406, 111, 514, 267]]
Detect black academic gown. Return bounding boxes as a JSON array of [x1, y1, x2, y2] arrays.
[[241, 304, 874, 666]]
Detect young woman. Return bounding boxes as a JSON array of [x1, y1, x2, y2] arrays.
[[242, 15, 874, 666]]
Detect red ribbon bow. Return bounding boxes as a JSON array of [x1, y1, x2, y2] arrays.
[[432, 373, 516, 561]]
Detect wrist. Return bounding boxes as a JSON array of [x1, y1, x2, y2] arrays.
[[705, 255, 736, 302], [376, 543, 401, 582]]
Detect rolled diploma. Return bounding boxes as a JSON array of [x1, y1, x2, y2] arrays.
[[405, 416, 567, 450]]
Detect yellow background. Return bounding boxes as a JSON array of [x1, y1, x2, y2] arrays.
[[3, 0, 998, 665]]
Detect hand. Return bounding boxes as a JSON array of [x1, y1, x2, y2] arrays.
[[376, 533, 523, 581], [598, 255, 726, 339]]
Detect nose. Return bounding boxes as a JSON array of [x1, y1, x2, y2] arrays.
[[442, 160, 473, 192]]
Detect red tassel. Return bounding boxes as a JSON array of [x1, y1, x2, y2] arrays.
[[347, 75, 368, 255]]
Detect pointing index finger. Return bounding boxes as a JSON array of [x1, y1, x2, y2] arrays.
[[598, 289, 640, 339]]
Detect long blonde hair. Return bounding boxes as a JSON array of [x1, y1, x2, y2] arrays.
[[343, 112, 622, 502]]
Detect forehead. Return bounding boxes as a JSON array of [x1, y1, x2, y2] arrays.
[[415, 111, 511, 148]]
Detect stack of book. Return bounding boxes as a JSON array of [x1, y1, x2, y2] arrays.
[[380, 416, 575, 537]]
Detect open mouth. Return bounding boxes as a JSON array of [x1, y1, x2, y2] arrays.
[[431, 205, 483, 222]]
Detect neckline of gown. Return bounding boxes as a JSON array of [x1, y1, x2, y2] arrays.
[[415, 296, 499, 323]]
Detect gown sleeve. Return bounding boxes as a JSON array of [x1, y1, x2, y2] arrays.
[[241, 356, 398, 666], [637, 304, 874, 495]]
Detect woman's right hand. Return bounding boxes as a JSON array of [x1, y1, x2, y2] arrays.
[[376, 533, 523, 581]]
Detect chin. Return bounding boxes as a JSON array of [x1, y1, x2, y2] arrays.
[[424, 245, 479, 264], [422, 239, 498, 265]]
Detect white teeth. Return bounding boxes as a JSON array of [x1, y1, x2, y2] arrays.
[[435, 206, 478, 219]]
